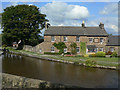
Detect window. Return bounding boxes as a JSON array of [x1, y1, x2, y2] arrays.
[[51, 47, 54, 52], [76, 47, 80, 53], [88, 48, 94, 52], [64, 36, 67, 42], [76, 36, 80, 42], [94, 48, 98, 52], [40, 49, 42, 53], [51, 36, 54, 42], [87, 46, 97, 53], [89, 38, 93, 43], [94, 38, 99, 43], [99, 47, 103, 51], [110, 47, 114, 52], [64, 48, 67, 53], [100, 38, 104, 43]]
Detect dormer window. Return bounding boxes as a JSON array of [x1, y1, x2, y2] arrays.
[[76, 36, 80, 42], [51, 36, 54, 42], [64, 36, 67, 42]]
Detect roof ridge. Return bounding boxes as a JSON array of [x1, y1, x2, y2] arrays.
[[50, 26, 100, 28]]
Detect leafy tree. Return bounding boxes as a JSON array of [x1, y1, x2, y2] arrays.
[[2, 5, 48, 49], [53, 42, 66, 54], [70, 42, 77, 54]]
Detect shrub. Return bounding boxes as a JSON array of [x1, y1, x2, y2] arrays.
[[111, 52, 117, 57], [74, 61, 79, 65], [83, 54, 89, 57], [106, 51, 112, 55], [44, 52, 60, 55], [53, 42, 67, 54], [65, 54, 75, 57], [70, 42, 77, 55], [76, 55, 82, 57], [89, 54, 96, 57], [80, 42, 86, 55], [85, 59, 97, 67], [95, 51, 105, 57]]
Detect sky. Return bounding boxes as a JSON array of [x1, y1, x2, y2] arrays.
[[0, 0, 119, 35]]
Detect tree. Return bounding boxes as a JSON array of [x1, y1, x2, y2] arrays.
[[70, 42, 77, 54], [53, 42, 66, 54], [2, 5, 48, 49]]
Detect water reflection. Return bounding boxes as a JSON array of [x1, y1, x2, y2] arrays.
[[2, 53, 119, 88]]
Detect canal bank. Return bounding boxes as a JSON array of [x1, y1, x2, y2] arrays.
[[6, 47, 119, 70], [2, 73, 82, 88]]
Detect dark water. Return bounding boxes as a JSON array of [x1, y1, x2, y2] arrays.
[[1, 53, 119, 88]]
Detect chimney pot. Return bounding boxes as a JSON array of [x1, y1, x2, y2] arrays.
[[82, 21, 85, 28], [99, 22, 104, 29]]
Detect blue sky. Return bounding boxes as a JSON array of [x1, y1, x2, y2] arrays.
[[0, 1, 119, 35]]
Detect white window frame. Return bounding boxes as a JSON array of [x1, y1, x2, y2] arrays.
[[94, 47, 98, 52], [51, 36, 55, 42], [110, 47, 114, 52], [76, 36, 80, 42], [76, 47, 80, 53], [39, 48, 42, 53], [64, 48, 67, 53], [89, 38, 93, 43], [51, 47, 55, 52], [99, 47, 103, 52], [64, 36, 67, 42]]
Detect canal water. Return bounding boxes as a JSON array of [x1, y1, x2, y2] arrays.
[[1, 53, 119, 88]]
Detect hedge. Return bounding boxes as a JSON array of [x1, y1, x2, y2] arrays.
[[44, 52, 60, 55]]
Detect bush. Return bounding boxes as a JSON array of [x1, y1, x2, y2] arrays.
[[70, 42, 77, 55], [44, 52, 60, 55], [106, 51, 112, 55], [85, 59, 97, 67], [53, 42, 66, 54], [95, 51, 105, 57], [111, 52, 117, 57], [65, 54, 76, 57], [74, 61, 79, 65], [83, 54, 89, 57], [89, 54, 96, 57]]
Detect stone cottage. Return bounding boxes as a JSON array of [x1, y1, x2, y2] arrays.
[[24, 21, 118, 55], [106, 35, 120, 55]]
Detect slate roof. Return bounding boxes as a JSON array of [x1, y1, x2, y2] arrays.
[[44, 26, 108, 36], [107, 35, 120, 46]]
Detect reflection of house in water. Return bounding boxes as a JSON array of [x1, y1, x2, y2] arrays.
[[23, 21, 120, 55]]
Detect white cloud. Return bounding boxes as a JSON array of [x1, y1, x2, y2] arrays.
[[1, 0, 119, 2], [86, 17, 118, 35], [100, 3, 118, 15], [40, 2, 89, 25]]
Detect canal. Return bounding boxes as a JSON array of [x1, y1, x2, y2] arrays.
[[1, 53, 119, 88]]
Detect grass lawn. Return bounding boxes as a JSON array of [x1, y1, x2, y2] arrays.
[[6, 47, 119, 67]]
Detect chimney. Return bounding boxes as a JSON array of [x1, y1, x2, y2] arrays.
[[99, 22, 104, 29], [45, 21, 48, 30], [82, 21, 85, 28]]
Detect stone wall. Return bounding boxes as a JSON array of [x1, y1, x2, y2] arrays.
[[2, 73, 80, 88], [23, 35, 108, 54]]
